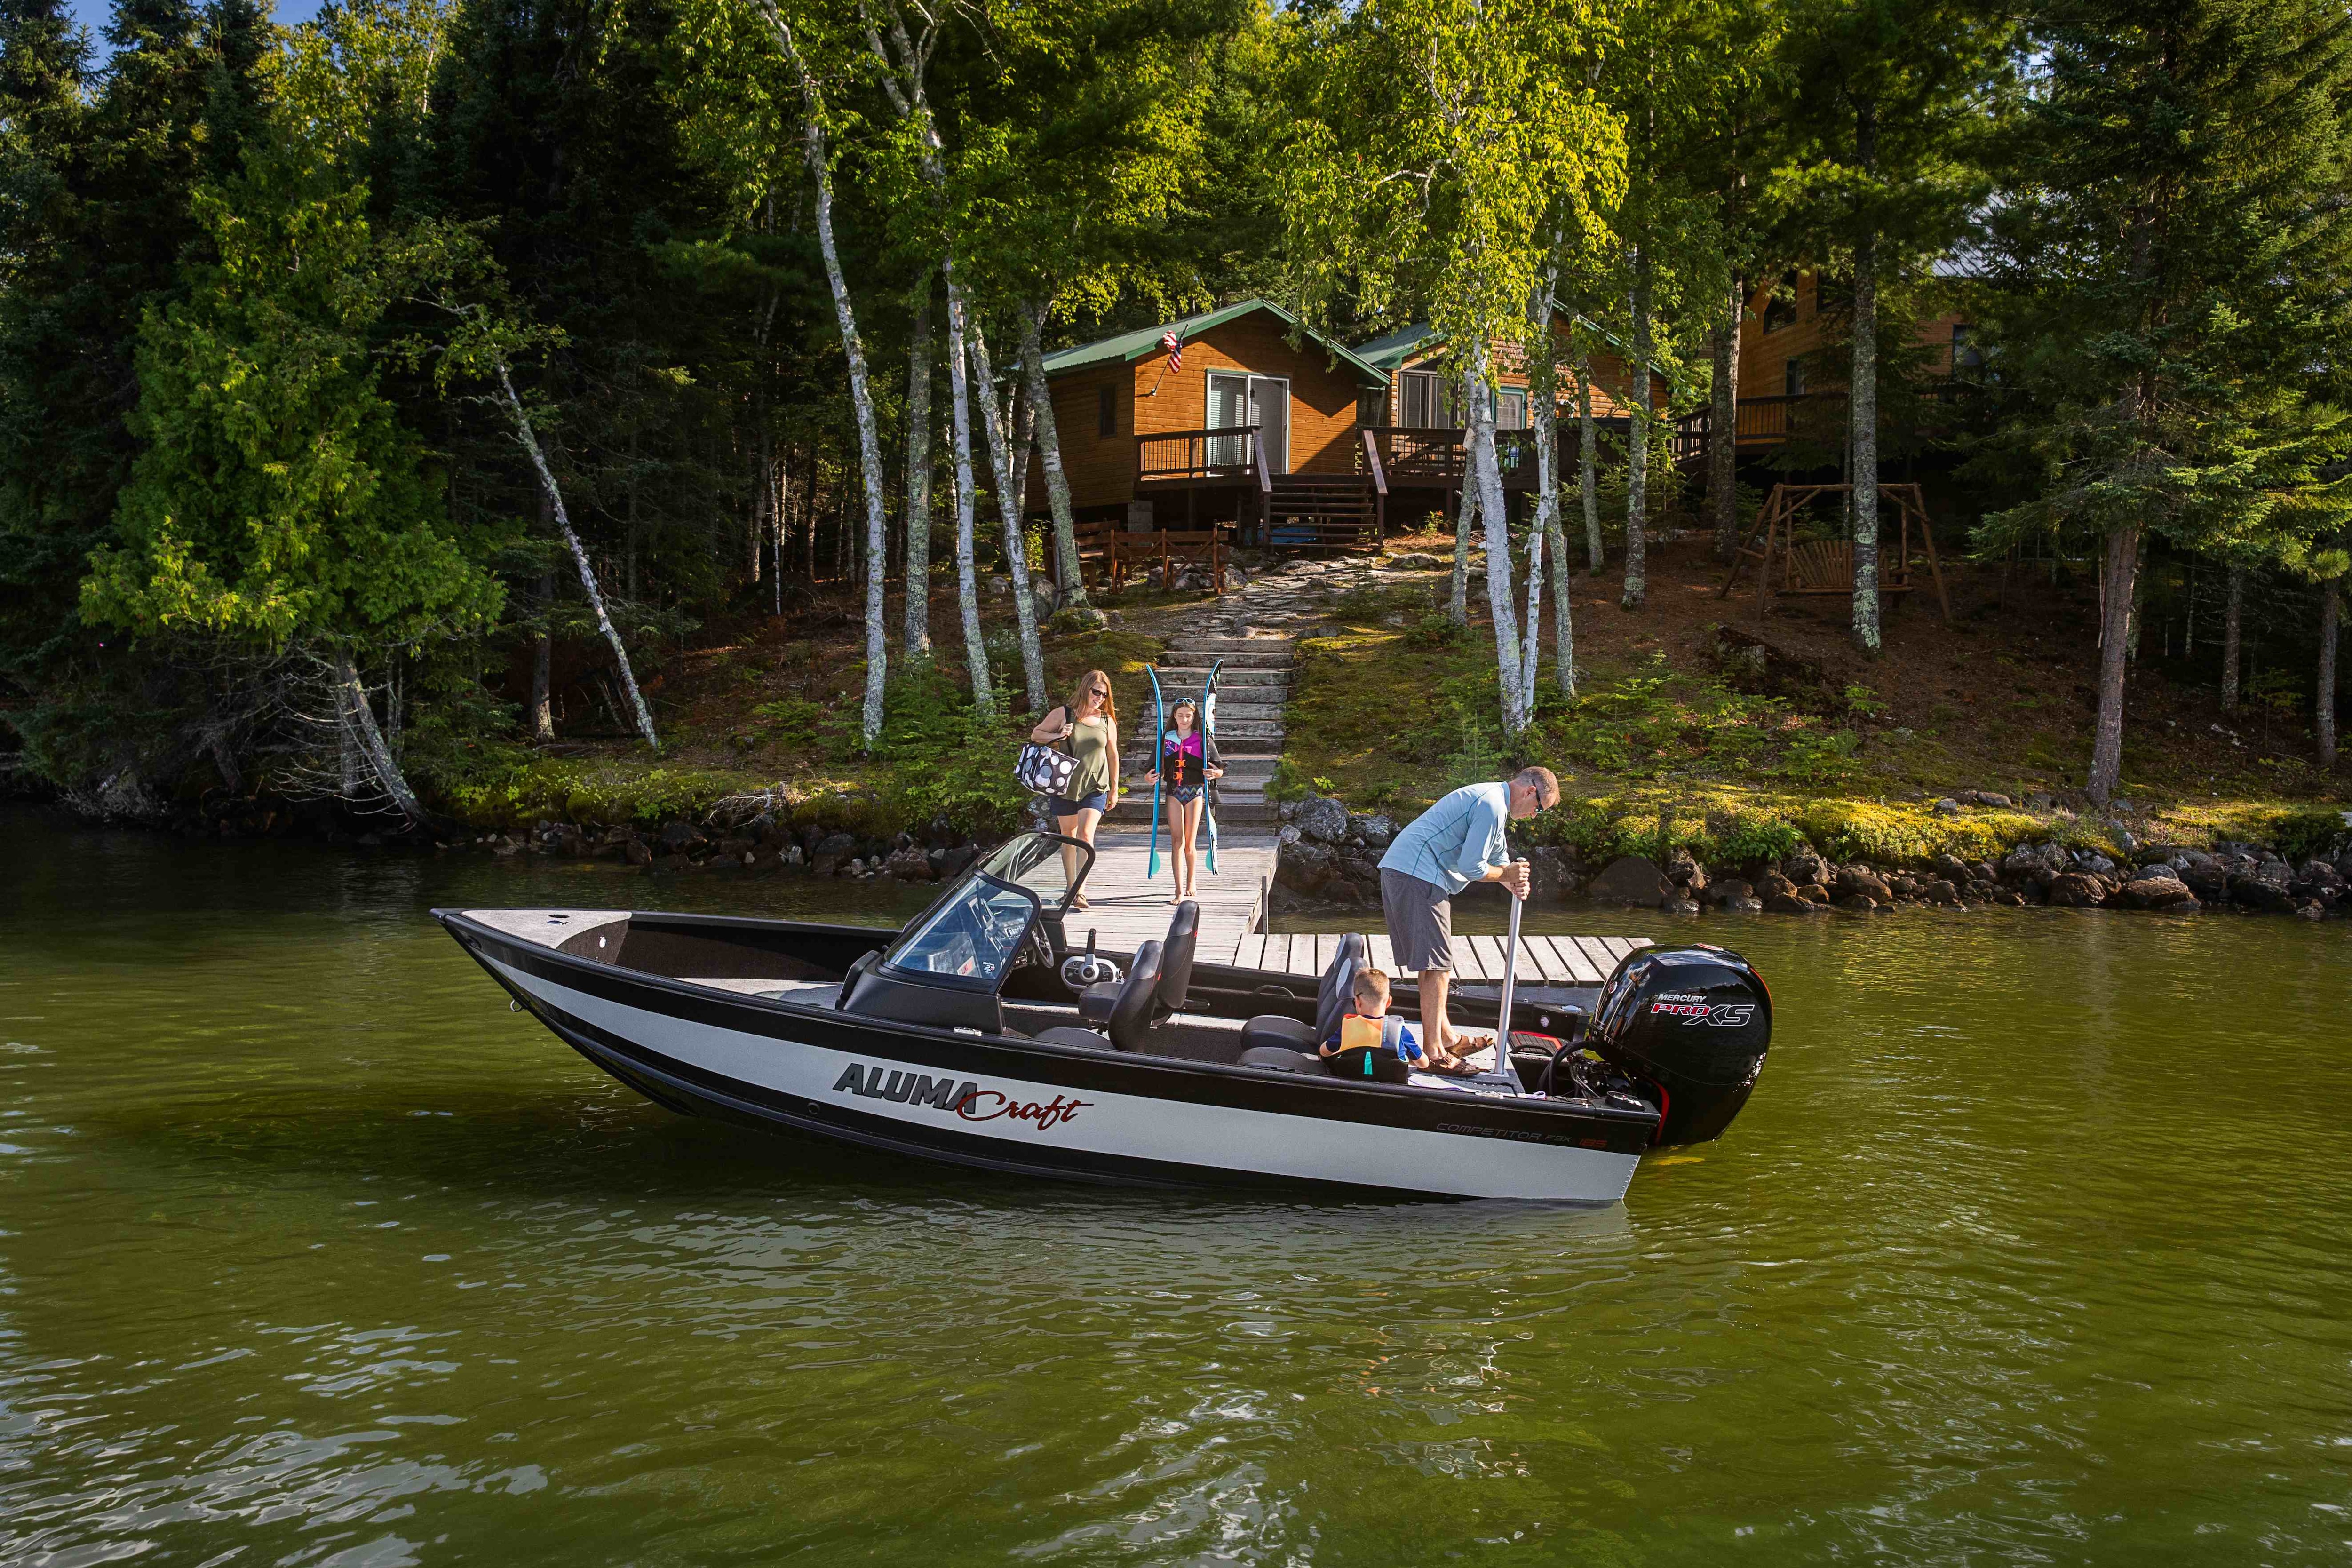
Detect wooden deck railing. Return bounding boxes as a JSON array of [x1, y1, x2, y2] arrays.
[[1136, 424, 1263, 484], [1360, 425, 1548, 486], [1671, 384, 1978, 464]]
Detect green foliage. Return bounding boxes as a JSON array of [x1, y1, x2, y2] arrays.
[[1844, 683, 1888, 717], [815, 662, 1029, 834], [80, 133, 504, 648], [1441, 696, 1506, 790]]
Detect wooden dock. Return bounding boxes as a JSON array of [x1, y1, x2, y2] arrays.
[[1068, 827, 1275, 958], [1232, 931, 1648, 986], [1073, 826, 1648, 982]]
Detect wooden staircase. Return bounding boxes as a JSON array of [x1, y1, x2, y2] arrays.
[[1263, 474, 1378, 553]]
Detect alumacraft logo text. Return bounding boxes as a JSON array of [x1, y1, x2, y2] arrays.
[[829, 1062, 1090, 1132], [1648, 993, 1756, 1027]]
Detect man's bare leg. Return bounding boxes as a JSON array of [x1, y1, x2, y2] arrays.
[[1419, 969, 1467, 1067]]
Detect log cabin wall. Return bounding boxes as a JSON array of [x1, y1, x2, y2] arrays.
[[1035, 359, 1134, 515], [1372, 329, 1660, 423], [1740, 271, 1969, 398]]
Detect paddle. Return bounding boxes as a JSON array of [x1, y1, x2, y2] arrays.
[[1145, 665, 1166, 879], [1201, 657, 1223, 876], [1486, 863, 1527, 1082]]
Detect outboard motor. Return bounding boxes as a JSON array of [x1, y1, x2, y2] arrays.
[[1588, 945, 1771, 1146]]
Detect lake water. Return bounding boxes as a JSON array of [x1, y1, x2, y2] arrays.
[[3, 806, 2350, 1564]]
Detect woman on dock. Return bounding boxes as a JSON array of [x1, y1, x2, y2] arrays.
[[1029, 670, 1120, 910], [1134, 697, 1223, 905]]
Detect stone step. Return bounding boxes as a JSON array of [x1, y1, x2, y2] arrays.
[[1156, 647, 1294, 668], [1167, 637, 1296, 654], [1152, 668, 1298, 682], [1144, 692, 1287, 714], [1145, 696, 1284, 719]]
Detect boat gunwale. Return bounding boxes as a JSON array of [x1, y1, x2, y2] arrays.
[[433, 907, 1658, 1140]]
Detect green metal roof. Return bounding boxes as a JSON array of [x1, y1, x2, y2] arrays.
[[1351, 323, 1443, 372], [1353, 312, 1683, 391], [1040, 298, 1389, 388]]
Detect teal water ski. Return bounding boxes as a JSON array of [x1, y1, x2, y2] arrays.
[[1202, 658, 1223, 876], [1145, 665, 1166, 878]]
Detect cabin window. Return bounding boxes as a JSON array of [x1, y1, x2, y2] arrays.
[[1495, 389, 1528, 430], [1784, 357, 1806, 397], [1762, 271, 1799, 333], [1952, 324, 1984, 373], [1358, 389, 1386, 427], [1400, 370, 1455, 427], [1097, 384, 1117, 438]]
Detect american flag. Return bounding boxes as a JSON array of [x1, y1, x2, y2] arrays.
[[1161, 328, 1183, 373]]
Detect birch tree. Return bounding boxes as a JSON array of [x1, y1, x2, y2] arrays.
[[1281, 0, 1624, 736], [903, 272, 934, 655], [969, 317, 1049, 710], [1778, 0, 2004, 653], [680, 0, 894, 744]]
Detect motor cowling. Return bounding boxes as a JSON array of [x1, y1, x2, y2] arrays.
[[1588, 945, 1771, 1146]]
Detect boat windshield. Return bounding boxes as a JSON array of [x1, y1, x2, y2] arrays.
[[882, 876, 1039, 986], [972, 833, 1092, 914]]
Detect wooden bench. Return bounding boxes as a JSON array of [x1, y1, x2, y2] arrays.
[[1125, 527, 1230, 593], [1047, 520, 1121, 591]]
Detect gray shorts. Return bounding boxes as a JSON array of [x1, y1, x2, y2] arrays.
[[1381, 869, 1454, 972]]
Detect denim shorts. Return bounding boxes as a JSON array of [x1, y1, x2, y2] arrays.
[[1048, 791, 1108, 819]]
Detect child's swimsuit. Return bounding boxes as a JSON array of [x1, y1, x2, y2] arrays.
[[1162, 732, 1206, 804]]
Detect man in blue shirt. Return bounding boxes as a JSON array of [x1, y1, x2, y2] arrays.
[[1376, 766, 1559, 1066]]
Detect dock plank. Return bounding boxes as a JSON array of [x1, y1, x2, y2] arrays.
[[1364, 934, 1397, 973], [1519, 936, 1560, 984]]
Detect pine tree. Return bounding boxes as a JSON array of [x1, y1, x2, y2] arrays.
[[1775, 0, 2007, 652], [0, 0, 276, 778], [1974, 0, 2352, 802]]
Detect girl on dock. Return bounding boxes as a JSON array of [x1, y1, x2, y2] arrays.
[[1134, 697, 1223, 904]]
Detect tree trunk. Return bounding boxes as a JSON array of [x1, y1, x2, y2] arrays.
[[338, 677, 362, 793], [1711, 272, 1742, 561], [761, 7, 890, 746], [495, 364, 660, 752], [1021, 303, 1089, 614], [1850, 101, 1882, 653], [334, 653, 430, 831], [1576, 342, 1601, 573], [2319, 577, 2340, 767], [2222, 566, 2244, 708], [2086, 523, 2140, 804], [1449, 470, 1476, 626], [529, 570, 555, 742], [1624, 265, 1651, 610], [1468, 354, 1528, 735], [1525, 271, 1564, 700], [969, 318, 1049, 712], [941, 268, 994, 716], [904, 275, 935, 656]]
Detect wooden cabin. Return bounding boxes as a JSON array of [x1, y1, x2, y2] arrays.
[[1349, 319, 1665, 526], [1026, 299, 1390, 549], [1719, 270, 1973, 453]]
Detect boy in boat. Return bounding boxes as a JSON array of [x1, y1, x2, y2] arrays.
[[1318, 968, 1429, 1082]]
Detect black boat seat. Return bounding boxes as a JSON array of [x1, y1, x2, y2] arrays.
[[1240, 933, 1367, 1058], [1238, 1045, 1328, 1074], [1156, 901, 1199, 1011]]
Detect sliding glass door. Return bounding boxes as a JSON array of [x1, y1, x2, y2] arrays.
[[1206, 372, 1290, 472]]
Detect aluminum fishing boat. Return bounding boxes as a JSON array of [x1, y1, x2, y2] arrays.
[[435, 833, 1770, 1202]]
